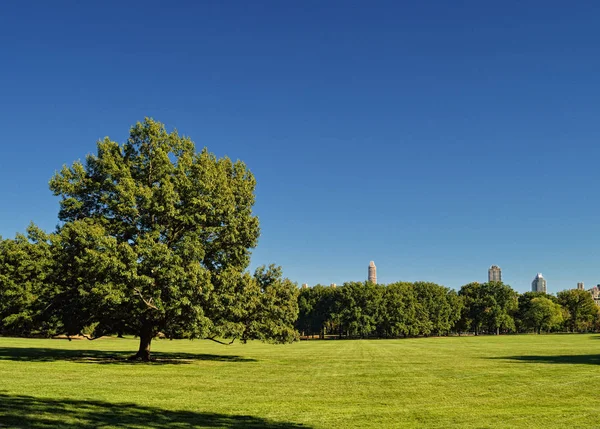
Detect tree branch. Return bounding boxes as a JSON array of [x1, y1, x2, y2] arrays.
[[206, 337, 236, 345], [80, 333, 105, 341], [134, 288, 159, 310]]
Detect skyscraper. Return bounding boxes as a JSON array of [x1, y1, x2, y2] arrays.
[[577, 282, 584, 291], [488, 265, 502, 282], [368, 261, 377, 284], [531, 273, 547, 293]]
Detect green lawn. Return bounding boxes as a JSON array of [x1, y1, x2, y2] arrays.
[[0, 335, 599, 428]]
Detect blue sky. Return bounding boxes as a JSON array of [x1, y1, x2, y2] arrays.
[[1, 1, 600, 293]]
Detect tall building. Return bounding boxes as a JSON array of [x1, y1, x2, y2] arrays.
[[301, 283, 308, 289], [488, 265, 502, 282], [368, 261, 377, 284], [531, 273, 547, 293], [590, 285, 600, 306], [577, 282, 585, 291]]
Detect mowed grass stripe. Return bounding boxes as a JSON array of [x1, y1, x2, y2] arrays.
[[0, 335, 599, 428]]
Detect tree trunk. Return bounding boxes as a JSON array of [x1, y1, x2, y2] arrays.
[[130, 324, 153, 361]]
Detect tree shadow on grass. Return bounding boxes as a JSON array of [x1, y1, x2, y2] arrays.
[[0, 393, 309, 428], [492, 354, 600, 365], [0, 347, 257, 365]]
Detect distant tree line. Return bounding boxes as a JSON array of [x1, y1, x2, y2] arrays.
[[297, 281, 600, 338]]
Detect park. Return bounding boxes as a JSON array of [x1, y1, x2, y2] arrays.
[[1, 117, 599, 429], [0, 334, 598, 428], [3, 3, 600, 428]]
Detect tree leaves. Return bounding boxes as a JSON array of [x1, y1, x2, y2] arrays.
[[0, 118, 298, 351]]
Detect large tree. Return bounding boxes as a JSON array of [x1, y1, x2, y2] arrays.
[[457, 282, 485, 335], [458, 281, 517, 335], [524, 297, 563, 334], [297, 285, 338, 338], [413, 281, 462, 336], [557, 289, 598, 332], [514, 291, 557, 332], [379, 282, 418, 338], [48, 118, 297, 359], [335, 281, 382, 338]]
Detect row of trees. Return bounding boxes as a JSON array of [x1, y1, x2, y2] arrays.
[[0, 119, 299, 360], [297, 281, 600, 338]]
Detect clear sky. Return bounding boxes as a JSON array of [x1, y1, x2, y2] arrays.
[[1, 1, 600, 293]]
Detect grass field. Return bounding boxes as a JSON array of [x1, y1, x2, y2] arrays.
[[0, 335, 599, 428]]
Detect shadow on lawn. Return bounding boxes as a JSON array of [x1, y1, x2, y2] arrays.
[[494, 354, 600, 365], [0, 347, 257, 365], [0, 393, 309, 428]]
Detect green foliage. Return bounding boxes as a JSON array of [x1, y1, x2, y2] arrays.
[[33, 118, 295, 356], [297, 281, 461, 339], [413, 281, 462, 336], [0, 224, 54, 336], [335, 282, 382, 338], [297, 285, 338, 338], [4, 118, 600, 351], [458, 281, 518, 335], [379, 282, 419, 337], [524, 297, 563, 334], [239, 265, 299, 343], [557, 289, 598, 332], [515, 291, 557, 332]]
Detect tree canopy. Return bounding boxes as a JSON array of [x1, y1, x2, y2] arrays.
[[524, 297, 563, 334], [38, 118, 298, 359], [557, 289, 598, 332], [0, 224, 53, 336], [456, 282, 518, 335]]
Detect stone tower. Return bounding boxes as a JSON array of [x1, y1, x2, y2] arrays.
[[368, 261, 377, 284]]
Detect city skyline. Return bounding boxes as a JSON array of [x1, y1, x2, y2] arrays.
[[3, 2, 600, 296], [295, 261, 600, 294], [302, 263, 600, 299]]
